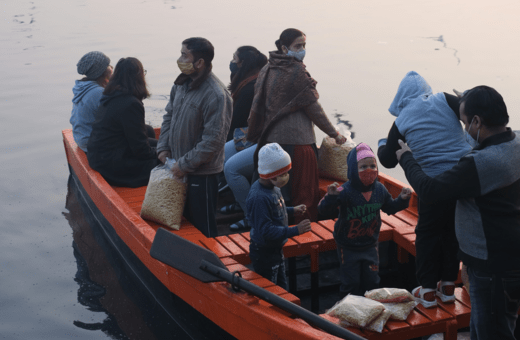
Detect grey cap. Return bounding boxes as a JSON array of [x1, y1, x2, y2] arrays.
[[77, 51, 110, 80]]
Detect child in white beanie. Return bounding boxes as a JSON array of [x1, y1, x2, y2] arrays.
[[246, 143, 312, 289]]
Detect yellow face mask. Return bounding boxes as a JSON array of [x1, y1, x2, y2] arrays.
[[177, 61, 195, 75]]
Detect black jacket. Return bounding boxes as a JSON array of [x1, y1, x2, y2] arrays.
[[87, 91, 158, 187]]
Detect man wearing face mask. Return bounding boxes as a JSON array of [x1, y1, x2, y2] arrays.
[[318, 143, 411, 296], [397, 86, 520, 340], [246, 143, 312, 289], [157, 37, 232, 238]]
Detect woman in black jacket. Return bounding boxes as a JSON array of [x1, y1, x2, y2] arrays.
[[87, 57, 158, 188]]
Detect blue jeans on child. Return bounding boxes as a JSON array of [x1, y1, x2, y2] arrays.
[[468, 266, 520, 340], [249, 242, 287, 290], [224, 140, 256, 213], [336, 243, 380, 296]]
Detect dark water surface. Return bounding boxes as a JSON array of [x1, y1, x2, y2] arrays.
[[1, 0, 519, 338]]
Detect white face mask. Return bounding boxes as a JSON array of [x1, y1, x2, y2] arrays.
[[464, 117, 480, 148], [286, 49, 306, 61]]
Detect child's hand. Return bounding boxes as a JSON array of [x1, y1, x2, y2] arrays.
[[294, 204, 307, 216], [297, 219, 312, 235], [327, 182, 343, 195], [400, 187, 412, 200]]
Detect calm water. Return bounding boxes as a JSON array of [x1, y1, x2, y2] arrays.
[[1, 0, 519, 338]]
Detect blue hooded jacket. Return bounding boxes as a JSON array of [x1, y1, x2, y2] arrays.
[[318, 144, 409, 249], [70, 80, 104, 152], [388, 71, 470, 176]]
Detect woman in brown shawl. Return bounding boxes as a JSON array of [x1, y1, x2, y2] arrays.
[[247, 28, 347, 222]]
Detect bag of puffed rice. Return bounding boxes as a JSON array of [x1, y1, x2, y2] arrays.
[[339, 309, 392, 333], [318, 132, 356, 182], [326, 294, 385, 328], [381, 300, 417, 321], [140, 158, 187, 230], [365, 288, 414, 303]]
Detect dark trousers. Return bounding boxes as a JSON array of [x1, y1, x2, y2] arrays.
[[415, 199, 460, 289], [468, 267, 520, 340], [249, 243, 287, 290], [336, 243, 380, 296], [183, 174, 219, 238]]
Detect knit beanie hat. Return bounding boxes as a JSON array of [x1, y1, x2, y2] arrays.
[[77, 51, 110, 80], [356, 142, 376, 161], [258, 143, 292, 179]]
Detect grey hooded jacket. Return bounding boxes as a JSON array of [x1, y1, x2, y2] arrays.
[[157, 72, 232, 175]]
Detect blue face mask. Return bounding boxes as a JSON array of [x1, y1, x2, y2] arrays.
[[287, 49, 306, 61], [229, 61, 239, 74]]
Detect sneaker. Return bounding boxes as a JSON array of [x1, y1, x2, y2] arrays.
[[230, 218, 249, 230], [436, 281, 456, 303], [412, 286, 437, 308], [220, 202, 243, 214]]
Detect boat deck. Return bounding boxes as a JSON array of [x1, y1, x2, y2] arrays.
[[63, 128, 472, 340]]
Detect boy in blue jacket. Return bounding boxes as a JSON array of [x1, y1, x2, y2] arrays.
[[318, 143, 412, 295], [246, 143, 312, 289]]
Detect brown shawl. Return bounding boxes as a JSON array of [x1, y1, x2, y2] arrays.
[[247, 51, 319, 166]]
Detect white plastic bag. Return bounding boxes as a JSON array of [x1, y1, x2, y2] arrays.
[[381, 300, 417, 321], [326, 294, 385, 328], [140, 158, 187, 230], [340, 309, 392, 333], [365, 288, 414, 303], [318, 129, 356, 182]]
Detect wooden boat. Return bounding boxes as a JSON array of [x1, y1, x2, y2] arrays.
[[63, 128, 472, 340]]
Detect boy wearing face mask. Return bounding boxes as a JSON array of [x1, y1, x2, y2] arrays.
[[318, 143, 412, 296], [246, 143, 312, 289]]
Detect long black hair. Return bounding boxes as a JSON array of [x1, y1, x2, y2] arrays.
[[104, 57, 150, 101], [228, 46, 267, 94], [275, 28, 305, 53]]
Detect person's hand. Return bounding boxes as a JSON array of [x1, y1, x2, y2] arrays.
[[334, 133, 347, 145], [400, 187, 412, 200], [158, 150, 171, 164], [170, 162, 186, 180], [297, 219, 312, 235], [396, 139, 412, 161], [294, 204, 307, 216], [327, 182, 343, 195]]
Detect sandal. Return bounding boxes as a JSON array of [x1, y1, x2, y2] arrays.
[[230, 219, 249, 230], [220, 202, 243, 214]]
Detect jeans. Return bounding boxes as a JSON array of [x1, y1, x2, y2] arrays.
[[224, 141, 256, 213], [249, 243, 287, 290], [415, 199, 460, 288], [468, 266, 520, 340], [336, 243, 380, 296]]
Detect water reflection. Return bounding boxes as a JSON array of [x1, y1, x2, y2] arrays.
[[63, 176, 235, 340]]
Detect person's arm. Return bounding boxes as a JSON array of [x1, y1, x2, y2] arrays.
[[157, 85, 176, 154], [177, 93, 232, 173], [120, 100, 156, 160], [380, 185, 409, 215], [251, 196, 300, 241], [399, 151, 481, 204], [227, 81, 255, 141], [377, 122, 405, 169], [303, 102, 339, 138], [444, 92, 461, 120], [317, 187, 342, 219]]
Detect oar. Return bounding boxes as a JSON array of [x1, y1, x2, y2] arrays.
[[150, 228, 365, 340]]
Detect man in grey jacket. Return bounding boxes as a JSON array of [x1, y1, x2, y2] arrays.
[[397, 86, 520, 340], [157, 37, 232, 237]]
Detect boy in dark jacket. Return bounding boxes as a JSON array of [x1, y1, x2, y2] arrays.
[[318, 143, 411, 295], [246, 143, 312, 289]]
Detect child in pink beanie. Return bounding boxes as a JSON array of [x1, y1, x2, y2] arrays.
[[318, 142, 412, 295]]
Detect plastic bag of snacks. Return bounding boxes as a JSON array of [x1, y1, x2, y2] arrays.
[[340, 309, 392, 333], [140, 158, 187, 230], [326, 294, 385, 328], [365, 288, 414, 303], [381, 301, 417, 321], [318, 130, 356, 182]]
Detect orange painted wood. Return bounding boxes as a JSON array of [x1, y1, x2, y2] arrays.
[[216, 236, 247, 260], [227, 233, 251, 253]]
